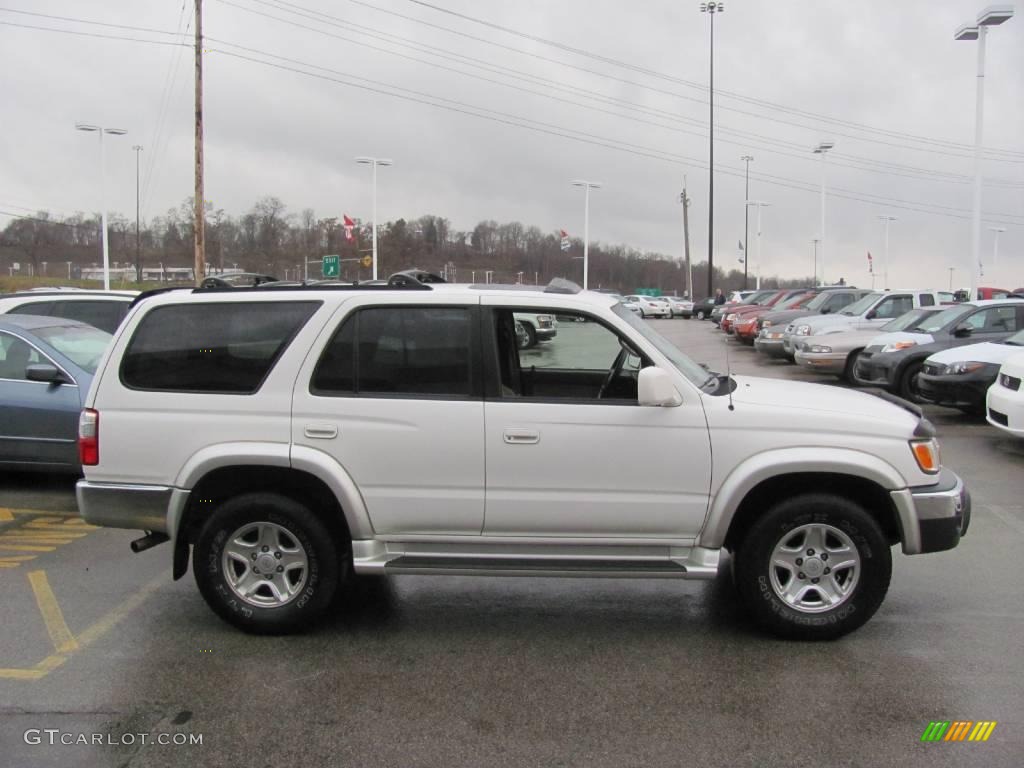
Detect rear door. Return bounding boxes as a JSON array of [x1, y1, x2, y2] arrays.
[[291, 296, 485, 535]]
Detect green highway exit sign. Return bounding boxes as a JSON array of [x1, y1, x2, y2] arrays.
[[322, 254, 340, 278]]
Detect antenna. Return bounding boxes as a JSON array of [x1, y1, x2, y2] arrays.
[[726, 341, 735, 411]]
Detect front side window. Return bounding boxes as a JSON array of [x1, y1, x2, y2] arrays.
[[312, 306, 473, 398], [965, 306, 1018, 334], [0, 333, 42, 380], [121, 301, 319, 393], [492, 307, 645, 401], [872, 295, 913, 319]]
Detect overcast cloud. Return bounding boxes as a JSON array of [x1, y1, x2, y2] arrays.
[[1, 0, 1022, 289]]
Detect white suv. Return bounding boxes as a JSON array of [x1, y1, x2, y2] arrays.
[[77, 282, 969, 639]]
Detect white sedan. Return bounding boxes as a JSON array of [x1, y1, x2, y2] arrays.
[[625, 295, 672, 319], [986, 351, 1024, 437]]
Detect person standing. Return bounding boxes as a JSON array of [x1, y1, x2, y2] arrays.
[[714, 288, 726, 305]]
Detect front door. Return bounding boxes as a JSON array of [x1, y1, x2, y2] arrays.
[[291, 297, 485, 535], [481, 302, 711, 538]]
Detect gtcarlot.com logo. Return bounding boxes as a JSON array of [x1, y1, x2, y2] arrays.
[[24, 729, 202, 747], [921, 721, 997, 742]]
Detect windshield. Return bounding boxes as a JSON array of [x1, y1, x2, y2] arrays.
[[776, 293, 810, 310], [1002, 329, 1024, 346], [33, 325, 111, 373], [613, 304, 709, 387], [880, 308, 936, 332], [840, 292, 882, 316], [740, 290, 774, 305], [803, 292, 830, 311], [917, 305, 973, 334]]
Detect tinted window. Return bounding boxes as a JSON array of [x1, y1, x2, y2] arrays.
[[8, 300, 54, 316], [919, 294, 935, 307], [312, 306, 472, 397], [966, 306, 1018, 333], [121, 302, 319, 393], [873, 295, 913, 319], [53, 300, 128, 334]]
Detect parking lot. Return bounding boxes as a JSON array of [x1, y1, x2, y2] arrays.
[[1, 317, 1022, 768]]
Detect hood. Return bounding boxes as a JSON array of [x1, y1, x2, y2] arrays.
[[763, 308, 818, 325], [804, 327, 879, 347], [727, 375, 918, 436], [926, 340, 1023, 366], [1000, 351, 1024, 377], [799, 314, 860, 334], [865, 331, 935, 350]]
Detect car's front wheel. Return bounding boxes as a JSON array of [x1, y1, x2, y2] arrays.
[[696, 310, 706, 320], [733, 493, 891, 640], [194, 492, 345, 634]]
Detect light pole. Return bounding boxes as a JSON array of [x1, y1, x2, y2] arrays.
[[132, 145, 143, 282], [813, 141, 834, 285], [741, 154, 753, 289], [571, 180, 601, 289], [987, 225, 1006, 274], [75, 123, 127, 291], [700, 1, 724, 299], [812, 238, 820, 286], [877, 215, 897, 289], [355, 156, 393, 280], [745, 200, 770, 289], [955, 6, 1014, 301], [948, 266, 956, 291]]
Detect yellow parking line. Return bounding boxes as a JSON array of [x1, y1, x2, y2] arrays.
[[27, 570, 79, 654], [0, 508, 13, 522], [0, 544, 56, 553]]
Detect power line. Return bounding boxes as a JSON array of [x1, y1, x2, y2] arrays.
[[0, 20, 189, 46], [397, 0, 1024, 159], [0, 7, 184, 36]]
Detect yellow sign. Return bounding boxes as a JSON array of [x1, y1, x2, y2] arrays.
[[362, 255, 373, 268]]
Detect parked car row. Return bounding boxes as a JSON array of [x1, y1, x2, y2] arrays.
[[706, 286, 1024, 439]]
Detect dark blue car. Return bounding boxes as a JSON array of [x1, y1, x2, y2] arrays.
[[0, 315, 111, 473]]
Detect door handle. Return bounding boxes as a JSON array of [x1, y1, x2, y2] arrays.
[[304, 424, 338, 440], [503, 428, 539, 445]]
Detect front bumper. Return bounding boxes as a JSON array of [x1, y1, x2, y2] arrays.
[[755, 335, 790, 358], [917, 371, 994, 410], [536, 327, 557, 341], [891, 469, 971, 555], [854, 354, 897, 389], [987, 381, 1024, 436], [793, 350, 846, 374], [77, 480, 183, 534]]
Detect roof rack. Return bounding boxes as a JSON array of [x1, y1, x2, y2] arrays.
[[128, 280, 434, 308]]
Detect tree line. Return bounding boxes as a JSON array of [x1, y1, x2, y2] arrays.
[[1, 196, 812, 296]]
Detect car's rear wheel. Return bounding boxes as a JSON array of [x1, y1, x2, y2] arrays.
[[696, 310, 705, 320], [733, 493, 891, 640], [194, 492, 345, 634]]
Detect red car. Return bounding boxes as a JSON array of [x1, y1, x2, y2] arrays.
[[733, 292, 818, 344], [721, 289, 808, 334]]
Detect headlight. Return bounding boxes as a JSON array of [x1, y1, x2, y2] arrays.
[[807, 344, 833, 353], [910, 438, 940, 474], [761, 320, 772, 328], [726, 313, 737, 322], [881, 340, 917, 353], [794, 324, 811, 336], [942, 361, 987, 375]]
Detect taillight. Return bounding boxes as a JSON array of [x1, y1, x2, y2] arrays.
[[79, 408, 99, 466]]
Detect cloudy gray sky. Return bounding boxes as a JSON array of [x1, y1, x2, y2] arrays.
[[2, 0, 1022, 288]]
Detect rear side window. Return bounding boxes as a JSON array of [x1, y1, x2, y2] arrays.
[[121, 302, 319, 393], [312, 306, 473, 397], [919, 294, 935, 307], [53, 300, 128, 334], [7, 300, 54, 316]]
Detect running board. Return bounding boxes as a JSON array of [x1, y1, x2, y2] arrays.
[[382, 556, 705, 579]]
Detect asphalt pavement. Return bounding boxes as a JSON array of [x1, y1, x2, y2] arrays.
[[1, 317, 1021, 768]]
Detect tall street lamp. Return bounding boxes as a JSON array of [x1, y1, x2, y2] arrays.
[[987, 225, 1006, 274], [741, 154, 753, 289], [877, 214, 897, 289], [571, 180, 602, 289], [700, 1, 724, 298], [955, 5, 1014, 301], [812, 141, 834, 285], [745, 200, 770, 289], [355, 156, 393, 280], [75, 123, 127, 291], [132, 145, 143, 282]]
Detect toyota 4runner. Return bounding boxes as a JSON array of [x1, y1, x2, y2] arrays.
[[77, 281, 970, 640]]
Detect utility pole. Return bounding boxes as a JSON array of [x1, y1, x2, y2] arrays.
[[193, 0, 206, 285], [133, 145, 143, 282], [680, 177, 693, 299], [741, 155, 753, 289]]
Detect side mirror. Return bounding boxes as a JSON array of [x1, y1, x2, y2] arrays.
[[865, 309, 877, 320], [25, 363, 70, 384], [821, 306, 832, 314], [953, 323, 973, 338], [638, 367, 682, 407]]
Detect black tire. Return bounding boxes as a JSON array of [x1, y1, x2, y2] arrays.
[[898, 361, 924, 403], [733, 493, 892, 640], [194, 492, 345, 634], [696, 310, 706, 320], [523, 322, 538, 349], [842, 349, 863, 384], [639, 310, 646, 319]]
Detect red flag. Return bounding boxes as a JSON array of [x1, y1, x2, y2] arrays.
[[559, 229, 570, 252], [867, 251, 873, 273], [343, 214, 356, 242]]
